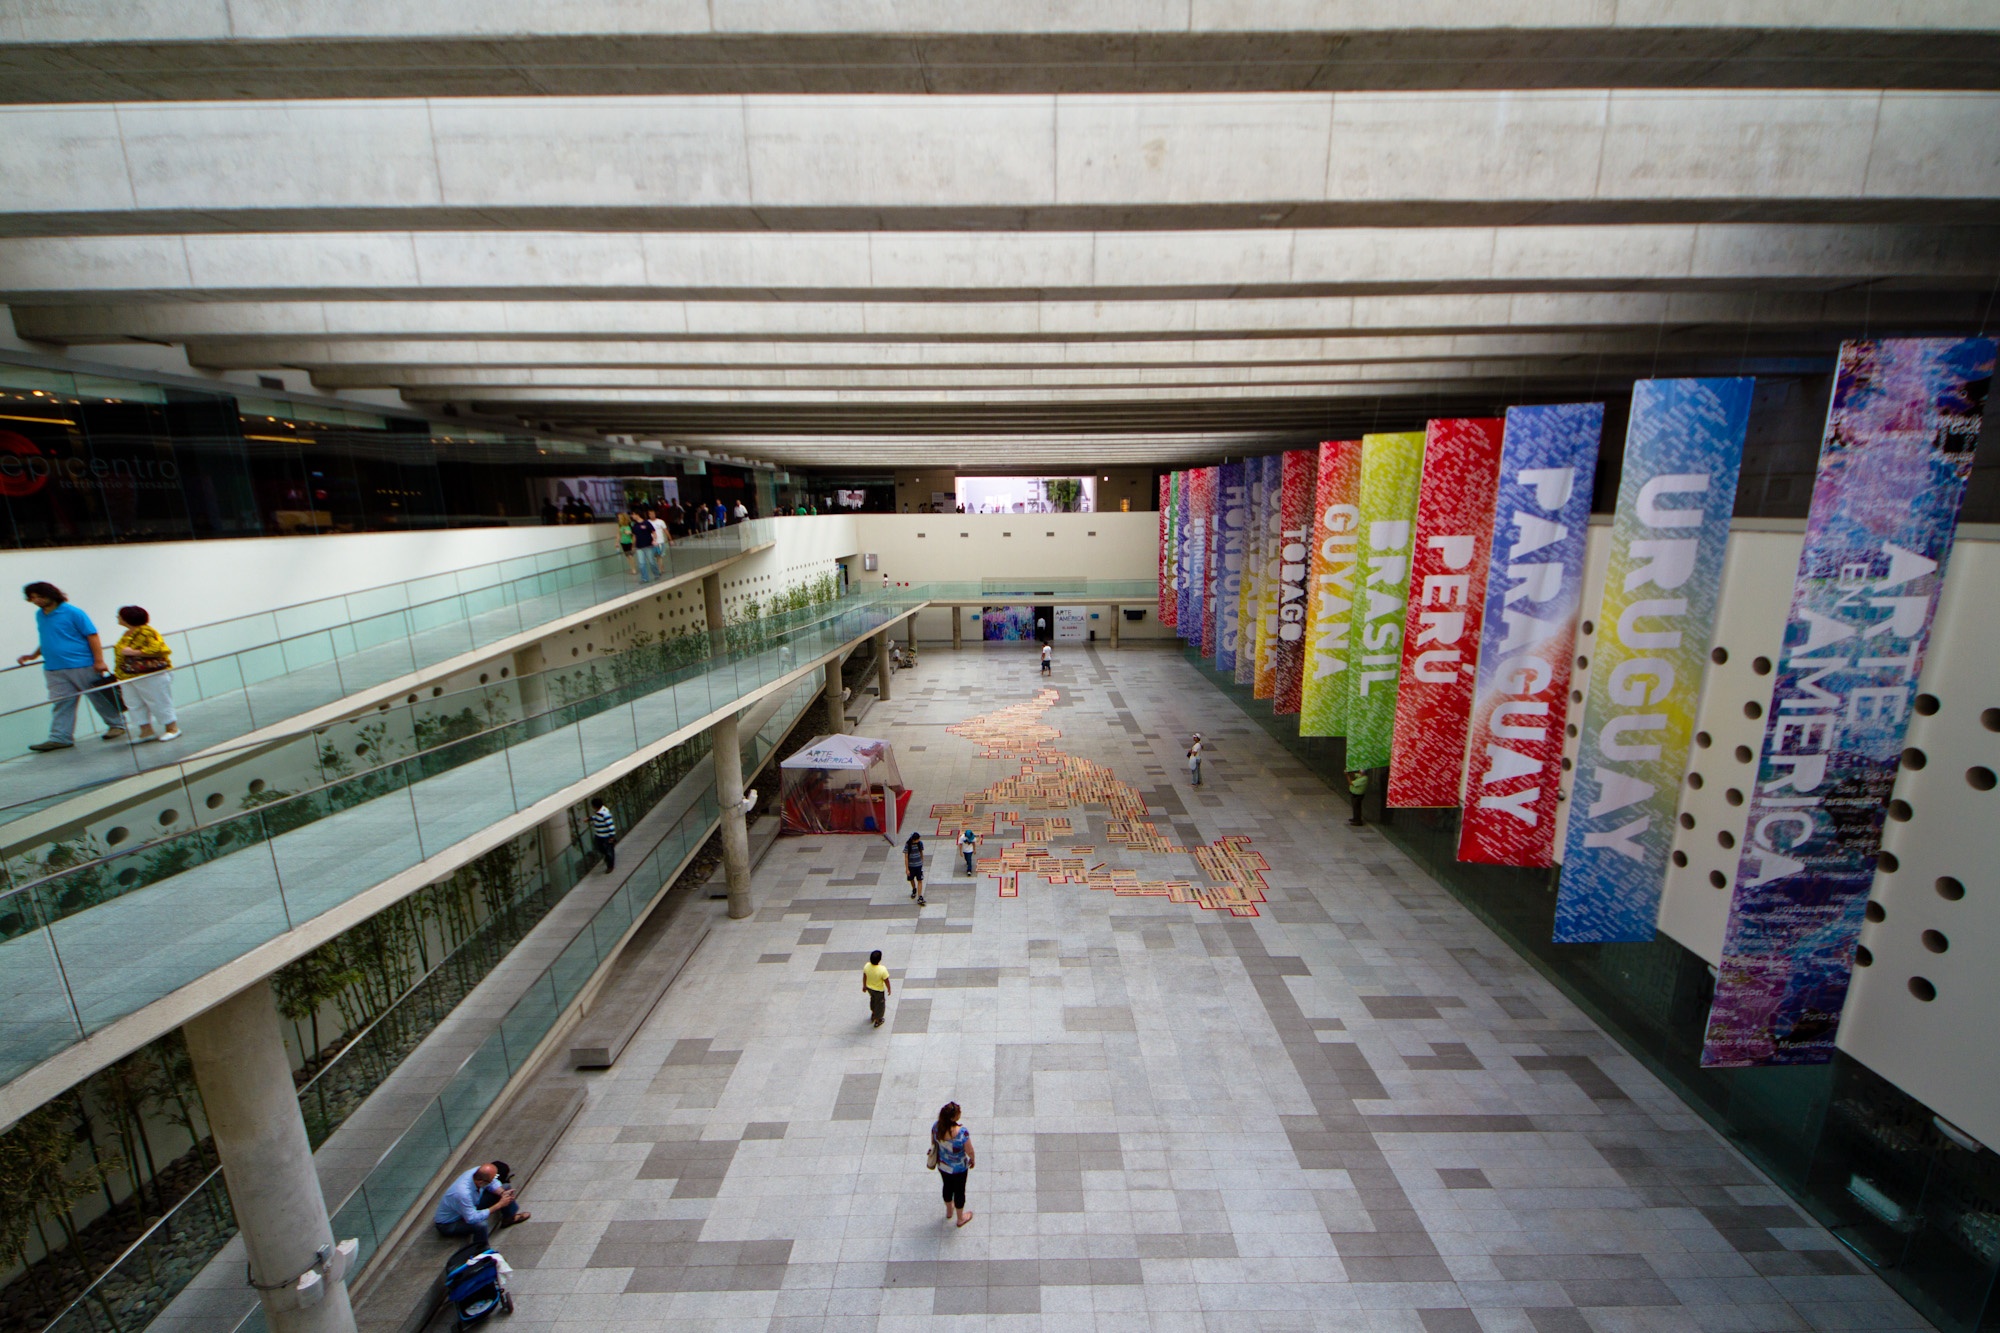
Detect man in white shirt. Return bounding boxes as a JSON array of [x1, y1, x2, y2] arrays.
[[732, 500, 749, 523]]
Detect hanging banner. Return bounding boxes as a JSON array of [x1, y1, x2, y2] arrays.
[[1299, 441, 1364, 737], [1235, 459, 1263, 683], [1455, 403, 1605, 866], [1158, 474, 1176, 627], [1387, 418, 1506, 807], [1704, 336, 1995, 1067], [1185, 468, 1211, 645], [1201, 467, 1222, 658], [1341, 432, 1426, 769], [1175, 471, 1195, 639], [1215, 463, 1248, 674], [1273, 450, 1318, 715], [1555, 379, 1753, 942], [1254, 454, 1285, 699]]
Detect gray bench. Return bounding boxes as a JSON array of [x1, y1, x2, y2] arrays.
[[352, 1083, 585, 1333]]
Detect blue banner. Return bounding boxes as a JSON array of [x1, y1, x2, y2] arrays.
[[1216, 463, 1247, 672], [1704, 337, 1996, 1067], [1555, 379, 1753, 942], [1175, 470, 1194, 639]]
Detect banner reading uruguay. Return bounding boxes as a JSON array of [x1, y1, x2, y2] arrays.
[[1387, 418, 1505, 808], [1235, 459, 1263, 684], [1704, 337, 1995, 1067], [1455, 403, 1604, 867], [1215, 463, 1248, 673], [1158, 474, 1176, 627], [1255, 453, 1285, 699], [1555, 379, 1753, 943], [1341, 433, 1425, 770], [1273, 450, 1318, 715], [1299, 441, 1363, 737]]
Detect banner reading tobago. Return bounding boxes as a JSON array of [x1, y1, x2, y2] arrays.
[[1703, 337, 1995, 1067], [1273, 450, 1317, 716], [1555, 379, 1753, 943]]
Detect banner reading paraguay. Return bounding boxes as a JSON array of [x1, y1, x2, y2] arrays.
[[1299, 441, 1363, 737], [1158, 474, 1176, 627], [1215, 463, 1248, 674], [1555, 379, 1753, 943], [1254, 454, 1285, 698], [1175, 471, 1195, 638], [1341, 432, 1425, 770], [1386, 418, 1505, 808], [1273, 450, 1318, 715], [1455, 403, 1604, 867], [1703, 336, 1995, 1067]]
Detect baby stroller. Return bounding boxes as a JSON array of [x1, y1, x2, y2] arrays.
[[442, 1243, 514, 1326]]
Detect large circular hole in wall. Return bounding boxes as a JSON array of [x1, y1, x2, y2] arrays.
[[205, 793, 224, 809], [1672, 851, 1689, 868], [1696, 732, 1713, 749], [1744, 701, 1764, 720], [1709, 870, 1728, 889], [1855, 945, 1873, 967], [1581, 620, 1594, 636], [1679, 812, 1696, 830], [1908, 977, 1937, 1002], [1865, 901, 1886, 923], [1725, 788, 1744, 807], [1878, 850, 1900, 873], [1914, 694, 1940, 716], [1752, 656, 1772, 676], [1717, 831, 1736, 849], [1902, 748, 1927, 771], [106, 826, 129, 846], [1921, 929, 1949, 954], [1687, 772, 1705, 789], [1936, 876, 1965, 901], [158, 808, 178, 825], [1735, 745, 1754, 764], [248, 779, 267, 795], [1711, 646, 1729, 665], [1969, 766, 1997, 792], [1888, 800, 1913, 822]]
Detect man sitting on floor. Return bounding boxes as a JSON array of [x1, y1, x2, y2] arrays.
[[433, 1162, 528, 1251]]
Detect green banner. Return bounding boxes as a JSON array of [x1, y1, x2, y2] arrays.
[[1341, 432, 1425, 769]]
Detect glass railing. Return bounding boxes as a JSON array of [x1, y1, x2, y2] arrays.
[[0, 584, 913, 1087], [35, 680, 815, 1333], [0, 520, 776, 821]]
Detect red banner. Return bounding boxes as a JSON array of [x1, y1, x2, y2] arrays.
[[1387, 419, 1505, 807], [1157, 475, 1175, 626], [1197, 467, 1220, 659], [1272, 450, 1317, 714]]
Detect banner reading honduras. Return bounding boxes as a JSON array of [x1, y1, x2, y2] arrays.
[[1255, 453, 1285, 699], [1704, 337, 1996, 1067], [1387, 418, 1505, 808], [1215, 463, 1248, 674], [1274, 450, 1318, 715], [1341, 433, 1425, 769], [1299, 441, 1363, 737], [1555, 379, 1753, 943], [1235, 459, 1263, 684], [1455, 403, 1604, 867], [1158, 475, 1176, 627]]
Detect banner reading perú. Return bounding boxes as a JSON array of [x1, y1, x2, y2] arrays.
[[1341, 432, 1426, 770], [1455, 403, 1604, 867], [1386, 418, 1505, 808], [1299, 441, 1363, 737], [1555, 379, 1753, 943], [1703, 337, 1995, 1067], [1273, 450, 1318, 715], [1215, 463, 1248, 674], [1157, 474, 1176, 627]]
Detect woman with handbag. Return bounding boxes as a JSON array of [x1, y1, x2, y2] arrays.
[[113, 606, 179, 742], [927, 1101, 975, 1228]]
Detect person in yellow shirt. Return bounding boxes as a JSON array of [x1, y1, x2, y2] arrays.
[[113, 606, 179, 742], [862, 949, 891, 1028]]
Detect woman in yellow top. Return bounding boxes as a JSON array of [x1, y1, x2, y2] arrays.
[[113, 605, 179, 742]]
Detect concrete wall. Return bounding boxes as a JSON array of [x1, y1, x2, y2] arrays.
[[0, 523, 617, 652], [856, 511, 1169, 643]]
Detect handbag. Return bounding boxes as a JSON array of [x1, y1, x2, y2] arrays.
[[93, 673, 127, 714], [925, 1140, 938, 1172], [123, 653, 170, 675]]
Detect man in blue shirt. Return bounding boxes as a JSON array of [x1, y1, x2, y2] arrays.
[[432, 1162, 523, 1251], [17, 582, 125, 750]]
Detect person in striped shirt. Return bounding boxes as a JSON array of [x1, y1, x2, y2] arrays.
[[590, 797, 618, 872]]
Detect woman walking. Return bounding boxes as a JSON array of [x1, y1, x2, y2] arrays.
[[113, 605, 178, 742], [929, 1102, 975, 1228], [616, 511, 636, 574]]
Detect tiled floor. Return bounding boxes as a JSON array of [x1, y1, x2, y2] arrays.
[[503, 644, 1924, 1333]]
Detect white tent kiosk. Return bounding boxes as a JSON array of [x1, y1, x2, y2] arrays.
[[779, 734, 912, 842]]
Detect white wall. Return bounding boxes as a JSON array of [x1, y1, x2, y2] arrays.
[[0, 523, 618, 650], [855, 511, 1172, 642]]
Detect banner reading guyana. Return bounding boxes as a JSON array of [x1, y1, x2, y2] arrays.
[[1299, 441, 1363, 737]]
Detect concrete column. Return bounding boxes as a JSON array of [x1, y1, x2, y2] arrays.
[[824, 654, 845, 732], [873, 630, 891, 702], [951, 606, 963, 650], [184, 983, 356, 1333], [711, 711, 753, 919], [702, 571, 727, 655], [512, 643, 549, 724], [1108, 606, 1120, 649]]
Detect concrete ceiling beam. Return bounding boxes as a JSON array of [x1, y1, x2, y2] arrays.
[[3, 224, 1993, 304], [6, 91, 1999, 236]]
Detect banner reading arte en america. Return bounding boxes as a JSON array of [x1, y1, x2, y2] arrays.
[[1455, 403, 1604, 867], [1341, 432, 1425, 770], [1215, 462, 1248, 674], [1273, 450, 1318, 715], [1158, 474, 1176, 627], [1555, 379, 1753, 943], [1386, 418, 1505, 808], [1703, 337, 1996, 1068], [1299, 440, 1363, 737]]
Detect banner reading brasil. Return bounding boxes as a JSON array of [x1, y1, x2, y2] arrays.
[[1342, 433, 1425, 770], [1703, 337, 1996, 1067], [1555, 379, 1753, 942]]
